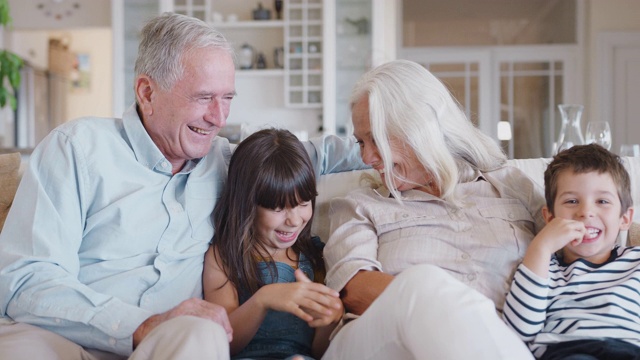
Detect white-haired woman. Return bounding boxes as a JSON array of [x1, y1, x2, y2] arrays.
[[323, 60, 543, 359]]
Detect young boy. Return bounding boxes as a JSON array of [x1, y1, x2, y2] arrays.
[[503, 143, 638, 360]]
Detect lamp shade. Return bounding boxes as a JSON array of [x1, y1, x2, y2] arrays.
[[497, 121, 512, 141]]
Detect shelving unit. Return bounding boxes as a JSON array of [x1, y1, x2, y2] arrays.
[[285, 0, 323, 108], [172, 0, 210, 21], [170, 0, 323, 109], [114, 0, 394, 137]]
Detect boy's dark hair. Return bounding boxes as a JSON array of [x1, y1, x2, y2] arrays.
[[544, 143, 632, 215]]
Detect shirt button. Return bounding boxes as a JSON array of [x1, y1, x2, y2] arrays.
[[112, 323, 119, 331], [402, 213, 409, 218], [162, 161, 169, 168], [508, 213, 515, 219], [467, 273, 477, 281], [109, 338, 116, 346], [461, 253, 470, 260], [55, 318, 61, 324]]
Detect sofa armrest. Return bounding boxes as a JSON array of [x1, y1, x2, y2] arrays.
[[628, 223, 640, 247], [0, 152, 22, 232]]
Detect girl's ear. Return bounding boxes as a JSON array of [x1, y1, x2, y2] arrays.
[[619, 207, 635, 231], [542, 205, 554, 224]]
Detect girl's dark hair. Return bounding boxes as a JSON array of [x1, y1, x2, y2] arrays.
[[212, 128, 321, 295]]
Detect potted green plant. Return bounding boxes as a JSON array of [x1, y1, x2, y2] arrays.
[[0, 0, 23, 111]]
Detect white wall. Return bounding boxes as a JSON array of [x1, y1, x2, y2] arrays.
[[10, 28, 113, 120], [1, 0, 113, 149], [63, 29, 113, 120], [229, 76, 322, 138], [7, 0, 110, 30]]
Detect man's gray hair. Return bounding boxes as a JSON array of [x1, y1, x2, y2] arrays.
[[134, 12, 235, 91]]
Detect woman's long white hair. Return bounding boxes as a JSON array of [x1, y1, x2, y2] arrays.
[[350, 59, 506, 204]]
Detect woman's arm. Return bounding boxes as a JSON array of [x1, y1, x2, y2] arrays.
[[309, 270, 393, 357], [342, 270, 394, 315], [324, 195, 387, 310]]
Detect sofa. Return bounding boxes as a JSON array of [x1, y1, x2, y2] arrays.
[[312, 156, 640, 246], [1, 152, 639, 243], [1, 153, 639, 243]]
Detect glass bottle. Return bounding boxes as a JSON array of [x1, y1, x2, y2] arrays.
[[239, 43, 255, 70], [555, 104, 585, 154]]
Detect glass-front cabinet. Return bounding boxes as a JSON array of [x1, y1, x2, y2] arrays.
[[322, 0, 396, 135], [332, 0, 372, 135]]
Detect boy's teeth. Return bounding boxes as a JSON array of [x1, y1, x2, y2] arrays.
[[587, 228, 600, 239]]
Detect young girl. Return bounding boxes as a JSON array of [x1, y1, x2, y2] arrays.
[[204, 129, 343, 360]]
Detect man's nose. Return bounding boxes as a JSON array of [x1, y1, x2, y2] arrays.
[[206, 99, 226, 127]]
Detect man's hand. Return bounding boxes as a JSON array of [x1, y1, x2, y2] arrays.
[[133, 298, 233, 349]]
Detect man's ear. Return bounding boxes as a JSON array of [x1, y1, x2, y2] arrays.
[[619, 207, 635, 231], [542, 205, 554, 224], [135, 75, 154, 117]]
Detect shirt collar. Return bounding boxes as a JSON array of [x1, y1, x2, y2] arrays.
[[122, 104, 200, 174], [373, 185, 442, 202], [372, 169, 486, 202]]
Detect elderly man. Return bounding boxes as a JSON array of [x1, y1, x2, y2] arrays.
[[0, 13, 361, 360]]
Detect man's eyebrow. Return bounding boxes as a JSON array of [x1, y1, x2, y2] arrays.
[[192, 90, 237, 97]]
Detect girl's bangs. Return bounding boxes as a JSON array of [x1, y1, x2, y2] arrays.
[[256, 162, 316, 210]]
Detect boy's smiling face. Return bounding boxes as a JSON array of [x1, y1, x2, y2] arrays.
[[548, 169, 634, 264]]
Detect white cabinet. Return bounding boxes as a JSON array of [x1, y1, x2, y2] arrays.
[[198, 0, 325, 136], [112, 0, 395, 137]]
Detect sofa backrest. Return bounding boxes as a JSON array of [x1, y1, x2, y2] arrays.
[[312, 157, 640, 245]]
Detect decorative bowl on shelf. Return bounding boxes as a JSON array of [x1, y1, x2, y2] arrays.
[[252, 3, 271, 20]]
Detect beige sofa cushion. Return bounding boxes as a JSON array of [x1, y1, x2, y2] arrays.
[[0, 152, 21, 232]]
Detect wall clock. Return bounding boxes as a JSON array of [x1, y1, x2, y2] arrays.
[[37, 0, 81, 21]]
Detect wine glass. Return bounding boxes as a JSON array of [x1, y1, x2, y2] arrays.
[[584, 121, 612, 150]]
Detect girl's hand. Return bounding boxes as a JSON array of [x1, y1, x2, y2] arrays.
[[255, 269, 341, 323], [294, 269, 344, 328]]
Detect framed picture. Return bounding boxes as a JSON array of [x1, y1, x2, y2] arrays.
[[70, 53, 90, 92]]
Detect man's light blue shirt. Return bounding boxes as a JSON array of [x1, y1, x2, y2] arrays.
[[0, 105, 363, 355]]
